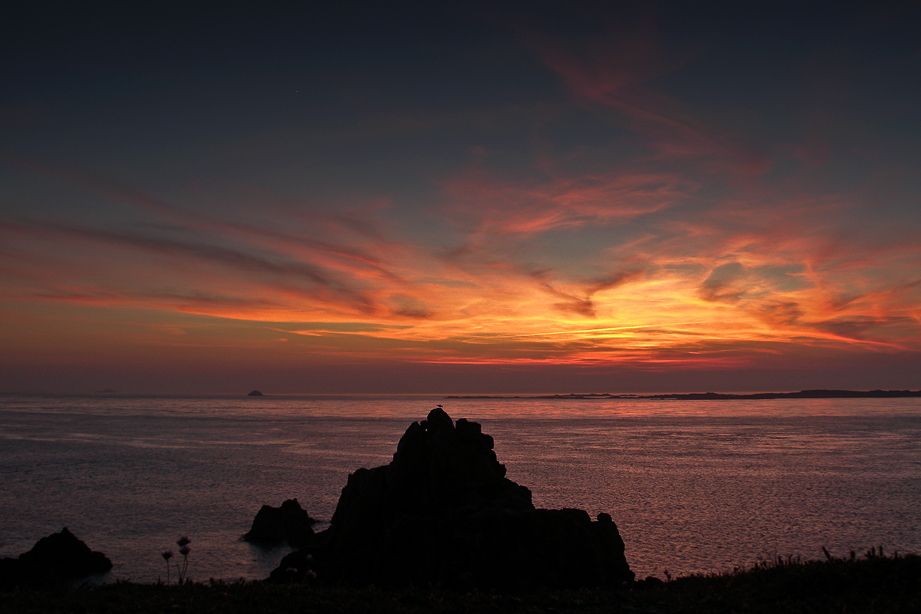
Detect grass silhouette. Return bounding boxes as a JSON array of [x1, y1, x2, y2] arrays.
[[2, 548, 919, 613]]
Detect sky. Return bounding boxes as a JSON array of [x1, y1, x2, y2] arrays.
[[2, 2, 920, 395]]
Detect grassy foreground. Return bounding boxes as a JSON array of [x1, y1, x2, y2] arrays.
[[2, 550, 918, 614]]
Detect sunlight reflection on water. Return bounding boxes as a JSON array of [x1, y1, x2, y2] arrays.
[[1, 394, 919, 582]]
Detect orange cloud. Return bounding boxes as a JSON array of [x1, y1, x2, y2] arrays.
[[4, 148, 920, 376]]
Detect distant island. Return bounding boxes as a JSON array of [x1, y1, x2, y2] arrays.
[[447, 389, 921, 400], [247, 390, 264, 396]]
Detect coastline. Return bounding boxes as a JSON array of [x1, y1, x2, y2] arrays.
[[447, 388, 921, 400]]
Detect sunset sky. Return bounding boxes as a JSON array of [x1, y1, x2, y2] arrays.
[[2, 2, 920, 394]]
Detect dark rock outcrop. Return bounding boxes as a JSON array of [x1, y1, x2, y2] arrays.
[[247, 390, 264, 396], [271, 408, 633, 589], [267, 550, 318, 583], [0, 528, 112, 587], [244, 498, 317, 548]]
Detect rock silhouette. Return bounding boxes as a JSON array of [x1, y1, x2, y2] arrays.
[[267, 550, 318, 584], [0, 527, 112, 587], [244, 498, 317, 548], [271, 408, 634, 589]]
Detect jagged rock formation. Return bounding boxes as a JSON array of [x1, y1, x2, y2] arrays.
[[0, 527, 112, 587], [271, 407, 634, 589], [244, 498, 317, 548]]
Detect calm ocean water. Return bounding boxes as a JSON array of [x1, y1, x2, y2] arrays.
[[1, 394, 920, 583]]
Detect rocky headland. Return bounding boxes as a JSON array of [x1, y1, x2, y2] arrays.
[[263, 407, 634, 589]]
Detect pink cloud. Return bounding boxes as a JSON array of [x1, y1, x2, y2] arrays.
[[533, 35, 770, 174], [439, 166, 694, 238]]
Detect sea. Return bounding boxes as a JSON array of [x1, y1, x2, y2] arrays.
[[1, 394, 920, 584]]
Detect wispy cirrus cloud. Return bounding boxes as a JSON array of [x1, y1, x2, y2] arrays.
[[0, 217, 381, 317], [530, 31, 771, 177], [439, 166, 695, 237], [0, 149, 177, 214], [5, 137, 919, 375]]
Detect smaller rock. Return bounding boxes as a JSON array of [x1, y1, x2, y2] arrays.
[[244, 498, 317, 548], [18, 527, 112, 576], [0, 528, 112, 587], [635, 575, 664, 590], [267, 550, 317, 583], [247, 390, 264, 396]]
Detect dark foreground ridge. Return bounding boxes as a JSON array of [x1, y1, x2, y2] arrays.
[[2, 550, 919, 614], [267, 407, 633, 589], [448, 388, 921, 400]]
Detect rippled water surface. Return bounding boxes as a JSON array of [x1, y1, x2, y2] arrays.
[[1, 394, 919, 582]]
